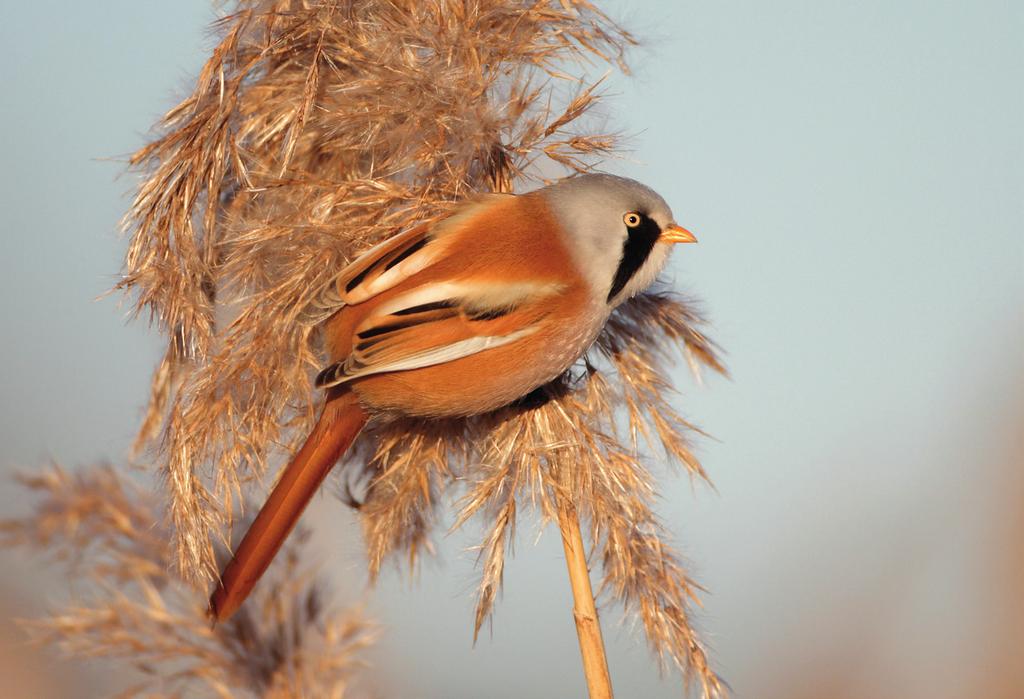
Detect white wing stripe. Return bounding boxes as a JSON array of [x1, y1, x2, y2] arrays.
[[374, 280, 566, 318], [335, 326, 539, 383], [344, 237, 449, 305], [374, 282, 473, 317]]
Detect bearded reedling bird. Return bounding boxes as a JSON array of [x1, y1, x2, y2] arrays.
[[209, 174, 697, 621]]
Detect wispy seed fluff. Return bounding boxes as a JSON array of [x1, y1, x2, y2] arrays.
[[119, 2, 726, 695]]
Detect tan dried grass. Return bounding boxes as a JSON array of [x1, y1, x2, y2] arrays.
[[1, 464, 376, 698], [118, 1, 725, 694]]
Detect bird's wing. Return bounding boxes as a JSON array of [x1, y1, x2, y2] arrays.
[[303, 223, 439, 322], [315, 279, 564, 387], [304, 195, 510, 322]]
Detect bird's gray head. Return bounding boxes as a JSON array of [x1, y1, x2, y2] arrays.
[[539, 173, 695, 306]]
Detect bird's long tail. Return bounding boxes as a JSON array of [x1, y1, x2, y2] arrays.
[[209, 390, 368, 622]]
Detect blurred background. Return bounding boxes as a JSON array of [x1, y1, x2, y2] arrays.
[[1, 1, 1020, 697]]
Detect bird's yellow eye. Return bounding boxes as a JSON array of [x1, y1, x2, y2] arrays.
[[623, 212, 642, 228]]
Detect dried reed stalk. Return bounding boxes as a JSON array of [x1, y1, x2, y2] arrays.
[[558, 499, 613, 698], [0, 464, 376, 698], [119, 1, 726, 695]]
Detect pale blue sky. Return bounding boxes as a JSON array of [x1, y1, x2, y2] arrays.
[[1, 2, 1021, 697]]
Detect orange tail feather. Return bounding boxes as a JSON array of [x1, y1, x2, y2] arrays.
[[209, 391, 368, 622]]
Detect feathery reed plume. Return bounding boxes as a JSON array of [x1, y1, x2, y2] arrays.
[[1, 464, 377, 698], [120, 1, 725, 694], [444, 292, 725, 692]]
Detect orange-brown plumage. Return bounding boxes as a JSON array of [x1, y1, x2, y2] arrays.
[[323, 192, 594, 416], [209, 174, 695, 621]]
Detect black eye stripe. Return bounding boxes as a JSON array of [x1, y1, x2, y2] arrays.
[[607, 213, 661, 302]]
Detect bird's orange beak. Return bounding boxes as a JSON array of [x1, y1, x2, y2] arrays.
[[661, 223, 697, 244]]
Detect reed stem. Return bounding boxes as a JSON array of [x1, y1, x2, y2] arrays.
[[557, 498, 613, 699]]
